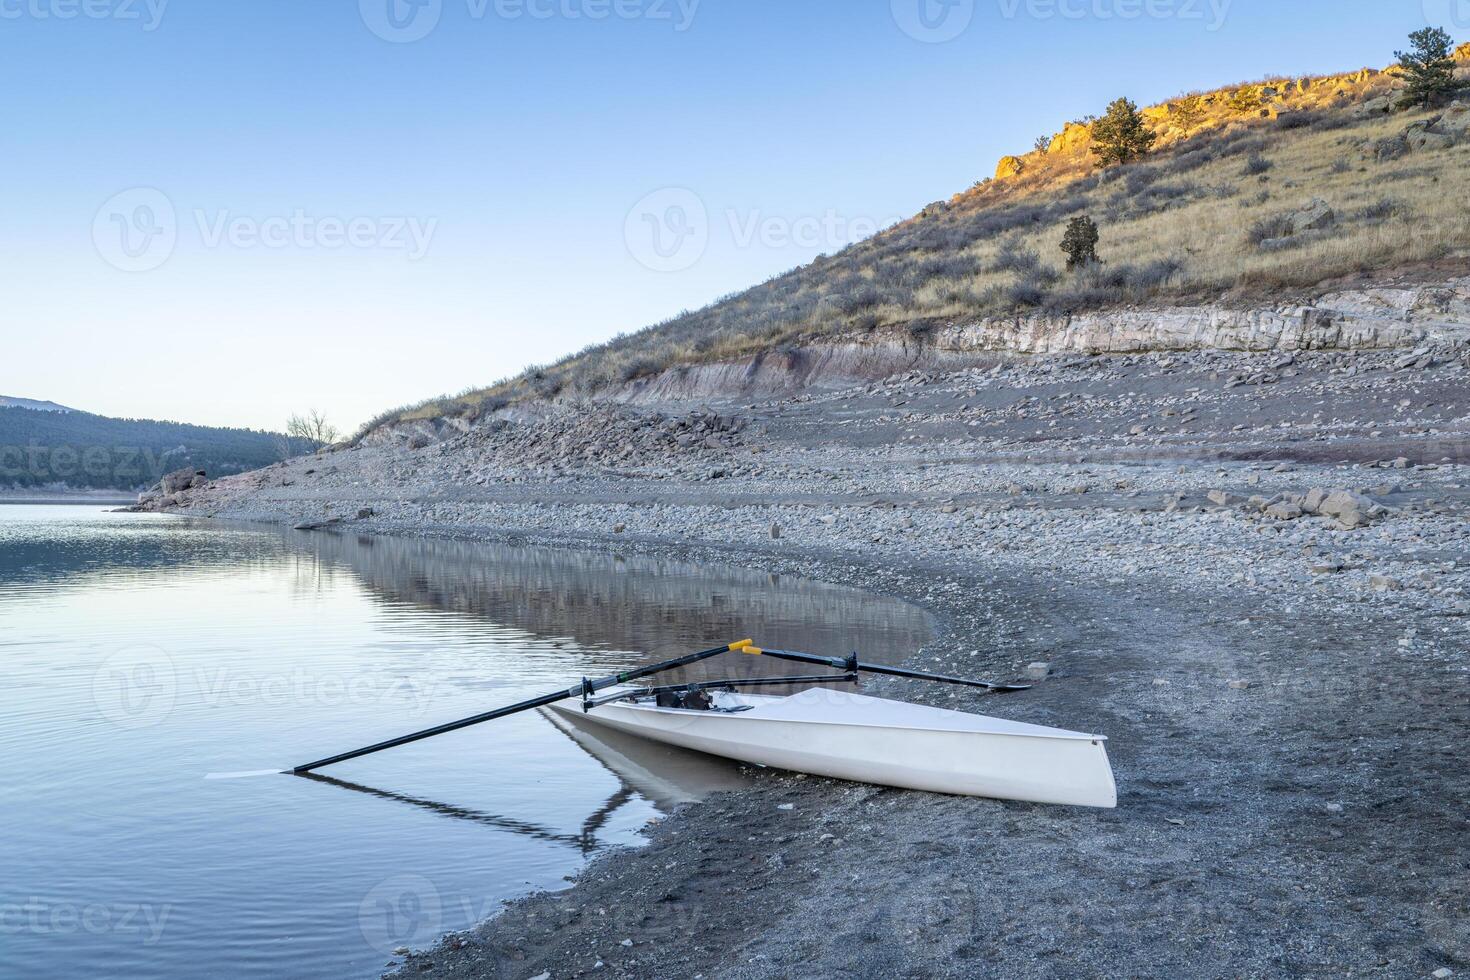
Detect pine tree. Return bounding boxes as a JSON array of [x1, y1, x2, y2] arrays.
[[1061, 216, 1100, 270], [1091, 98, 1157, 167], [1167, 94, 1207, 132], [1396, 27, 1459, 108]]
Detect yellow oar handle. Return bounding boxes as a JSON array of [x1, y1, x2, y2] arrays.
[[730, 639, 755, 651], [740, 644, 764, 655]]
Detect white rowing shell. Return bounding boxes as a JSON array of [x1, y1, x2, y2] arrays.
[[547, 688, 1117, 808]]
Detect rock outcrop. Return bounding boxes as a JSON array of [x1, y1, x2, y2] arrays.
[[994, 155, 1025, 179], [993, 59, 1406, 184], [937, 280, 1470, 356], [160, 467, 207, 494], [1358, 100, 1470, 159], [126, 467, 208, 512], [600, 279, 1470, 404]]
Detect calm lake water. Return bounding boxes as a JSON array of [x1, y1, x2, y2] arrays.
[[2, 505, 933, 979]]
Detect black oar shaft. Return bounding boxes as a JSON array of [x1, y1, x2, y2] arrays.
[[292, 689, 572, 774], [292, 640, 750, 774], [740, 645, 1030, 693]]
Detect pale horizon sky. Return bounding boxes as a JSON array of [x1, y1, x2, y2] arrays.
[[1, 0, 1458, 432]]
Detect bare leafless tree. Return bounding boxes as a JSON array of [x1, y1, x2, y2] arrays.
[[286, 410, 340, 449]]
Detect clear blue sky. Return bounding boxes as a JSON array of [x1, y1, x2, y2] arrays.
[[0, 0, 1455, 431]]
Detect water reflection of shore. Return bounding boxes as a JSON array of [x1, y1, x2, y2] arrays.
[[291, 529, 935, 686]]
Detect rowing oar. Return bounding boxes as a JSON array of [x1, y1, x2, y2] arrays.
[[290, 639, 753, 774], [738, 644, 1031, 693]]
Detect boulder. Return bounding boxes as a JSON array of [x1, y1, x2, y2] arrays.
[[1302, 488, 1328, 514], [1207, 490, 1241, 507], [1265, 501, 1304, 521], [160, 467, 205, 494], [1369, 135, 1411, 162], [1318, 490, 1375, 519], [1408, 129, 1455, 153], [1047, 122, 1092, 156], [1287, 199, 1335, 236], [995, 155, 1025, 180], [1433, 101, 1470, 137], [1355, 94, 1394, 117]]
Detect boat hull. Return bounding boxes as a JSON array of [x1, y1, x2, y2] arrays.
[[547, 689, 1117, 808]]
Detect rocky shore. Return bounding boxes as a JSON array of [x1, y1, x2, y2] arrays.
[[155, 345, 1468, 978]]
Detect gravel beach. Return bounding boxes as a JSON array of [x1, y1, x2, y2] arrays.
[[157, 348, 1470, 979]]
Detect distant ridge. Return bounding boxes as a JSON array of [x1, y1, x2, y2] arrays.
[[0, 395, 74, 413], [0, 404, 302, 492]]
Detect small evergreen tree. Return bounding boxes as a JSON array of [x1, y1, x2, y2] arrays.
[[1091, 98, 1156, 166], [1167, 94, 1207, 132], [1396, 27, 1459, 108], [1033, 134, 1053, 153], [1061, 216, 1100, 270]]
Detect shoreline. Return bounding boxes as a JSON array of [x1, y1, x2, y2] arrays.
[[1, 493, 137, 506], [154, 349, 1469, 978]]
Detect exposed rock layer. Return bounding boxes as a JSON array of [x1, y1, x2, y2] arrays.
[[605, 280, 1470, 405]]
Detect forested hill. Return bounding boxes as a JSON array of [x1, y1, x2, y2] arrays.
[[0, 405, 295, 491]]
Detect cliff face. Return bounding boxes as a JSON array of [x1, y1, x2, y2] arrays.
[[601, 279, 1470, 405], [935, 280, 1470, 355]]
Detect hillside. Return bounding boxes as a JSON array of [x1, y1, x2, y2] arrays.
[[370, 40, 1470, 436], [0, 405, 302, 492]]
